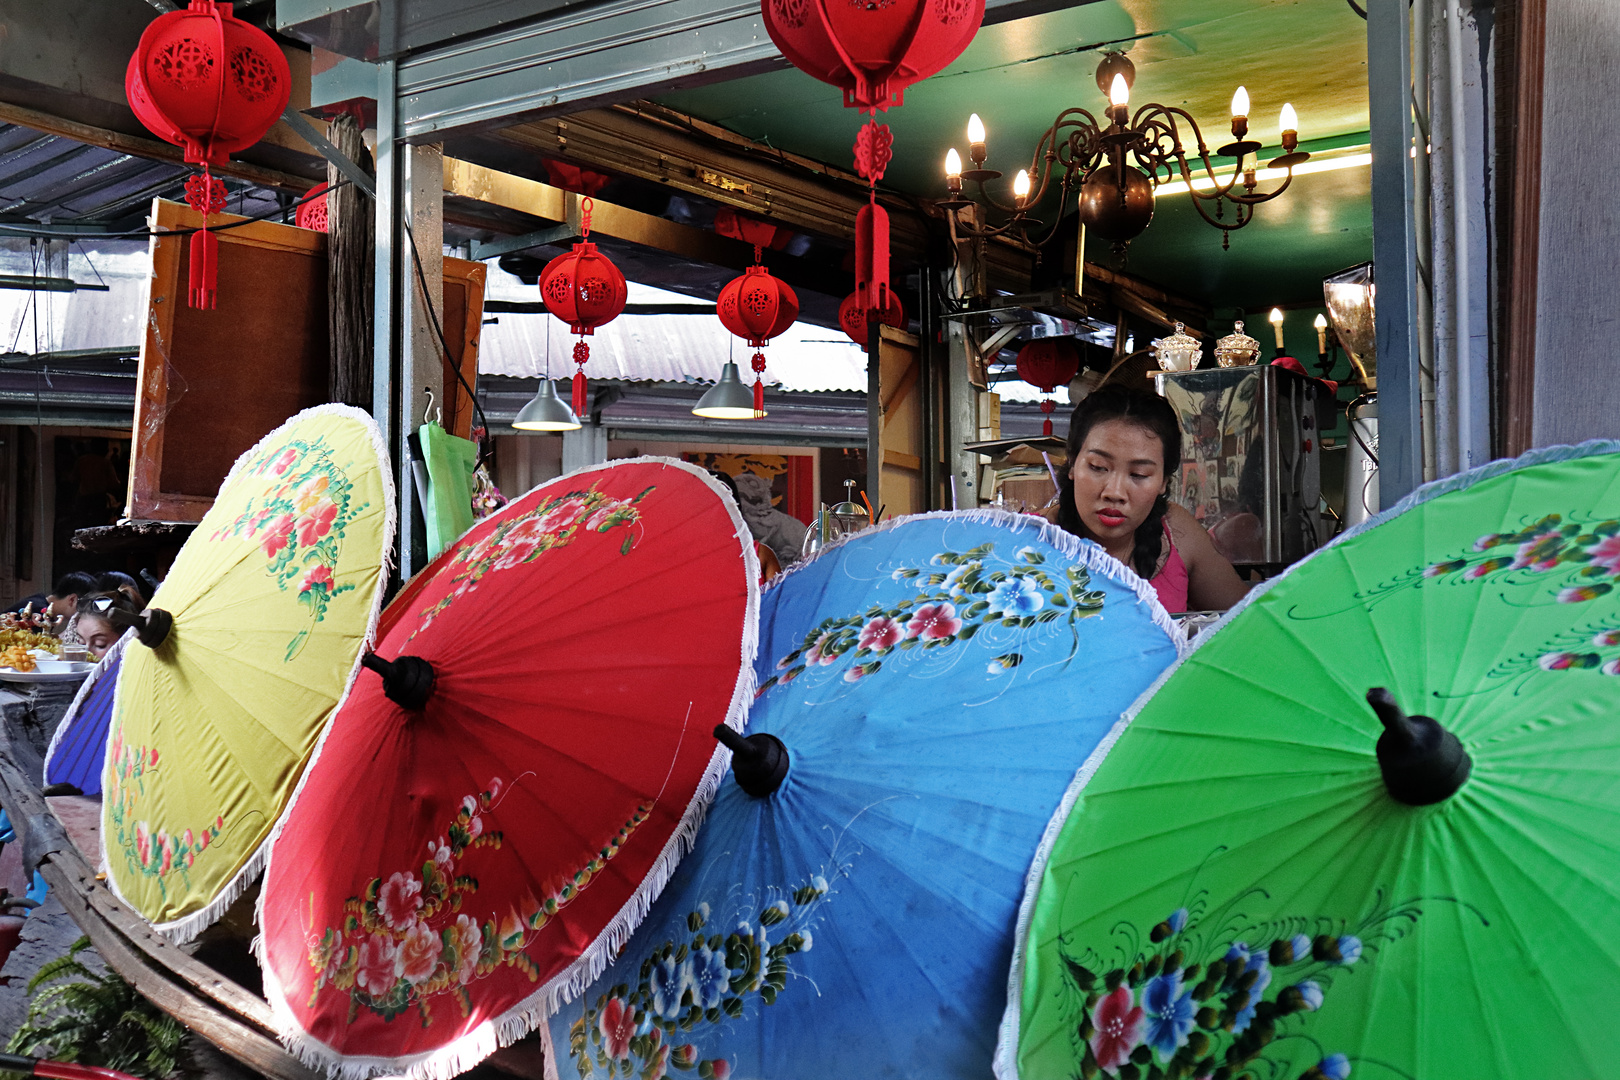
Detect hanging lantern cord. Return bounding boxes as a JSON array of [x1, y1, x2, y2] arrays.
[[571, 195, 598, 416]]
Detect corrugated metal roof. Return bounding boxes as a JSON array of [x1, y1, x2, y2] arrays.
[[0, 123, 289, 228], [477, 265, 1063, 403]]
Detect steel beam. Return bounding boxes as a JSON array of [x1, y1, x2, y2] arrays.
[[280, 108, 377, 199], [1368, 0, 1423, 508], [395, 0, 1100, 141], [372, 59, 405, 576]]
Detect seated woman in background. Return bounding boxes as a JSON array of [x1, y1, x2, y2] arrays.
[[1058, 387, 1250, 613], [96, 571, 145, 607], [71, 591, 143, 661]]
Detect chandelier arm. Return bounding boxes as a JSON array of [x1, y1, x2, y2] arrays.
[[1218, 168, 1299, 206], [1025, 178, 1078, 250], [969, 175, 1027, 216], [1134, 104, 1251, 200], [1178, 151, 1245, 204], [946, 205, 1028, 241], [1177, 178, 1248, 231]]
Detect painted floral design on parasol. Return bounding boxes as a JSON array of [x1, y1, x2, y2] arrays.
[[105, 727, 224, 890], [209, 434, 371, 660], [757, 542, 1106, 693], [410, 484, 648, 639], [305, 777, 654, 1026], [1052, 881, 1447, 1080], [1297, 513, 1620, 614], [564, 864, 844, 1080]]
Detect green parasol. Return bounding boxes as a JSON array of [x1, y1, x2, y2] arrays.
[[999, 441, 1620, 1080]]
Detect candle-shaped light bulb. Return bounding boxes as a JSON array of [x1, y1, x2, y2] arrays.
[[944, 147, 963, 195], [1314, 312, 1329, 353], [1109, 73, 1130, 107], [967, 113, 987, 166], [1279, 102, 1298, 136], [1230, 85, 1251, 140], [1279, 102, 1299, 152], [1013, 169, 1031, 203], [1269, 306, 1286, 350]]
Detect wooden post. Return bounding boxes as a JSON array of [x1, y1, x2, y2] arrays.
[[327, 113, 374, 410]]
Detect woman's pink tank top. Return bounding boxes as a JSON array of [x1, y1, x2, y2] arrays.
[[1150, 519, 1189, 612]]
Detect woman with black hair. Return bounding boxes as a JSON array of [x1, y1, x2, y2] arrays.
[[1058, 386, 1250, 613]]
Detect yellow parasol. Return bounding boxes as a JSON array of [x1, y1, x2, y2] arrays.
[[101, 404, 393, 941]]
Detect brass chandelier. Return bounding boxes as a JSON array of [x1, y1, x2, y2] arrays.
[[938, 52, 1311, 252]]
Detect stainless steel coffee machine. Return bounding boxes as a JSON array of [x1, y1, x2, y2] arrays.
[[1157, 364, 1332, 568]]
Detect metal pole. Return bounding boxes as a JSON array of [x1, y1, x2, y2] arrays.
[[1368, 0, 1424, 508], [372, 60, 404, 578], [1411, 0, 1439, 483], [866, 316, 882, 509]]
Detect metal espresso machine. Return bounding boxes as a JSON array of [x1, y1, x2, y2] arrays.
[[1157, 364, 1333, 570]]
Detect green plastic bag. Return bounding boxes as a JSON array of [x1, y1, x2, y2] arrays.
[[419, 422, 477, 559]]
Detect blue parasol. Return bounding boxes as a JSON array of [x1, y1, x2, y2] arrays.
[[541, 510, 1182, 1080], [43, 635, 126, 797]]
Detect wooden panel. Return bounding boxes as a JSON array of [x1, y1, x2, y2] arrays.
[[131, 202, 487, 521], [440, 259, 488, 439], [131, 201, 329, 522], [877, 326, 926, 518]]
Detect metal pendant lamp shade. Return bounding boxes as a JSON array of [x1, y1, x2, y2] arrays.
[[512, 378, 582, 431], [693, 360, 765, 419]]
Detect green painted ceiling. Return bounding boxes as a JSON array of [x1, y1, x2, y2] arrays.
[[656, 0, 1373, 310]]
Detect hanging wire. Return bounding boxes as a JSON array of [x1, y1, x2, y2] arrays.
[[0, 179, 346, 242]]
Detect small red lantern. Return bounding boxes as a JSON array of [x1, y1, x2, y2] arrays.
[[838, 290, 904, 346], [539, 198, 628, 415], [718, 253, 799, 415], [295, 181, 329, 233], [1015, 337, 1081, 437], [762, 0, 984, 112], [125, 0, 290, 308]]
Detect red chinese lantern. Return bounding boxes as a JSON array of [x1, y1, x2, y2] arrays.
[[763, 0, 982, 325], [762, 0, 983, 112], [295, 181, 329, 232], [838, 289, 904, 346], [718, 252, 799, 415], [125, 1, 291, 308], [1016, 337, 1081, 436], [539, 198, 628, 415]]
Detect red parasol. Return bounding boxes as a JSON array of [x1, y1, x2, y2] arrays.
[[256, 459, 759, 1078]]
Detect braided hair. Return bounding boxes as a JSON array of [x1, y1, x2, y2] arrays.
[[1056, 386, 1183, 580]]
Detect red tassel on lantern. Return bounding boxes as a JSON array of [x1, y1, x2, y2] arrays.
[[1015, 337, 1082, 437], [854, 200, 891, 315], [125, 0, 290, 309], [718, 253, 799, 412], [538, 199, 628, 417]]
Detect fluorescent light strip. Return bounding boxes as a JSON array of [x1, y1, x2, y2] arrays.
[[1153, 150, 1372, 196]]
